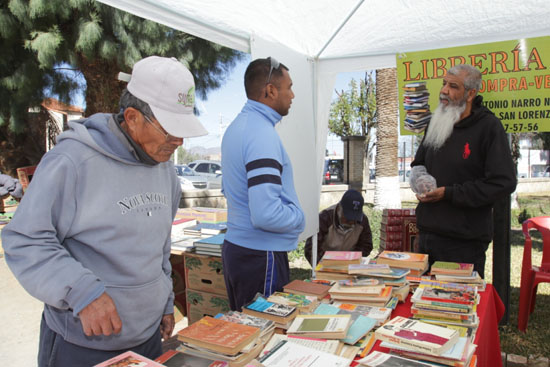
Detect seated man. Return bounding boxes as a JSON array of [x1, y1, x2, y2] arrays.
[[305, 189, 373, 266]]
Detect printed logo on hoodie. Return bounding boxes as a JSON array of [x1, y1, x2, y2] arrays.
[[117, 192, 169, 215], [463, 142, 471, 159]]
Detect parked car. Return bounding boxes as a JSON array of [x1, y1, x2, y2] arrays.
[[188, 160, 222, 189], [174, 164, 208, 190], [322, 158, 344, 185]]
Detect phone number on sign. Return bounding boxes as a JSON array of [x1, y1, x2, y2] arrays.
[[503, 122, 539, 133]]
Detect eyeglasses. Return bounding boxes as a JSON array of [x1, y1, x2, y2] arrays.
[[142, 113, 179, 142], [265, 56, 280, 85]]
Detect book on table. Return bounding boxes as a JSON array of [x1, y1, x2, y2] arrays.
[[241, 293, 298, 325], [215, 311, 275, 339], [329, 285, 393, 305], [359, 350, 444, 366], [337, 278, 381, 287], [177, 316, 261, 356], [286, 314, 352, 339], [430, 261, 474, 276], [155, 349, 226, 367], [313, 303, 377, 345], [283, 279, 331, 300], [319, 250, 362, 266], [374, 316, 460, 356], [348, 263, 392, 275], [258, 340, 350, 367], [330, 301, 392, 326], [266, 292, 318, 313], [375, 251, 428, 271], [94, 350, 164, 366], [329, 281, 385, 297], [420, 286, 477, 306], [261, 333, 344, 356]]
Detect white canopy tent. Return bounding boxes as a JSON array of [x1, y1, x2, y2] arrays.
[[97, 0, 550, 260]]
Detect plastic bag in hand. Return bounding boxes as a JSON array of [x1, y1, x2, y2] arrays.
[[410, 166, 437, 194]]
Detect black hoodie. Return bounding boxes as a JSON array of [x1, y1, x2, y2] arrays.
[[411, 96, 517, 242]]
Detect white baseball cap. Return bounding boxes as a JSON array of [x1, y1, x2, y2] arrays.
[[126, 56, 208, 138]]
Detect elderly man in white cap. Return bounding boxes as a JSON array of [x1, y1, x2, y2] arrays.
[[2, 56, 207, 366]]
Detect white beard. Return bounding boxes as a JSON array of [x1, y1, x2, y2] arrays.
[[423, 97, 466, 150]]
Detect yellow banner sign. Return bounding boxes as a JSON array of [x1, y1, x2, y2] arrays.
[[396, 36, 550, 134]]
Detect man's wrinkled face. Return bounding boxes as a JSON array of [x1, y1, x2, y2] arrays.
[[135, 111, 184, 162], [439, 72, 468, 108]]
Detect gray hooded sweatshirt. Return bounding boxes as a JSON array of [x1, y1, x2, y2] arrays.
[[1, 113, 180, 350]]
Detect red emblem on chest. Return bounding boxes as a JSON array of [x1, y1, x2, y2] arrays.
[[463, 142, 471, 159]]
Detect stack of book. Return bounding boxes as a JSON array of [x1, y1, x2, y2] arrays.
[[312, 303, 377, 345], [193, 233, 225, 257], [431, 261, 486, 290], [375, 250, 429, 277], [171, 217, 201, 254], [314, 251, 362, 281], [348, 265, 411, 303], [242, 293, 298, 330], [379, 209, 417, 252], [266, 291, 319, 314], [403, 82, 431, 133], [177, 316, 264, 366], [410, 280, 480, 342], [328, 280, 392, 305], [374, 316, 476, 367], [283, 279, 332, 301]]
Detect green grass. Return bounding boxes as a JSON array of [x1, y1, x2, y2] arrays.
[[288, 192, 550, 358]]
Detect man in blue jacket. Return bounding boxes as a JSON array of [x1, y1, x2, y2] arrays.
[[221, 57, 305, 311], [2, 56, 207, 366]]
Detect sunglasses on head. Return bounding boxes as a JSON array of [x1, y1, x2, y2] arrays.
[[265, 56, 280, 85]]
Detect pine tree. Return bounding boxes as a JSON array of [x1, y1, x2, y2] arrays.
[[0, 0, 242, 172]]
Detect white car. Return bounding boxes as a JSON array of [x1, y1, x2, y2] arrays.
[[174, 165, 208, 190], [188, 160, 222, 189]]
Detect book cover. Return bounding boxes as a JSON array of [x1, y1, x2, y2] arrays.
[[242, 294, 298, 324], [313, 303, 376, 344], [338, 278, 381, 287], [266, 292, 318, 313], [320, 251, 362, 266], [261, 333, 343, 356], [431, 261, 474, 276], [420, 287, 476, 305], [258, 340, 350, 367], [331, 302, 392, 326], [402, 217, 419, 253], [375, 316, 460, 356], [155, 349, 224, 367], [287, 314, 352, 339], [376, 251, 428, 270], [177, 316, 261, 356], [199, 222, 228, 235], [215, 311, 274, 337], [359, 351, 435, 366], [194, 233, 225, 246], [283, 279, 331, 300], [365, 267, 410, 279], [94, 351, 164, 367], [329, 282, 385, 296]]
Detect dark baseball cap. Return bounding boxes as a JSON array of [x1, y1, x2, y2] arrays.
[[340, 189, 364, 222]]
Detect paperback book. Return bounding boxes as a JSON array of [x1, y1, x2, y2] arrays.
[[320, 250, 362, 266], [430, 261, 474, 276], [376, 251, 428, 271], [94, 351, 164, 367], [313, 303, 376, 344], [286, 314, 352, 339], [258, 340, 350, 367], [375, 316, 460, 356], [283, 279, 332, 300], [177, 316, 261, 356], [242, 294, 298, 325], [358, 351, 436, 367]]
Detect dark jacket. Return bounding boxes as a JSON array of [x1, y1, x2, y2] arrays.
[[305, 204, 373, 266], [411, 95, 517, 242]]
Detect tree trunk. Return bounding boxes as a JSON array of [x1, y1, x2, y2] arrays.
[[374, 68, 401, 209], [78, 53, 126, 116]]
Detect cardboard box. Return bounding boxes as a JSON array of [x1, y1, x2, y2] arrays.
[[170, 254, 186, 294], [184, 253, 227, 296], [176, 207, 227, 223], [174, 291, 186, 318], [186, 289, 230, 325]]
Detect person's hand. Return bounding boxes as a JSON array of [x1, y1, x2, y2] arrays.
[[79, 292, 122, 337], [416, 187, 445, 203], [160, 313, 175, 340]]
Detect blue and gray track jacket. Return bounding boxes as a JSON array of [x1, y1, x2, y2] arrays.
[[221, 100, 305, 251]]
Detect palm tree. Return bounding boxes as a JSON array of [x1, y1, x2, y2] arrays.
[[374, 68, 401, 209]]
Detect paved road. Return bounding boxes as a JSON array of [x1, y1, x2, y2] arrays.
[[0, 256, 188, 365], [0, 256, 42, 367]]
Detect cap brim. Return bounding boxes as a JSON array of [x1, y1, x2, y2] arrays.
[[343, 209, 363, 222], [149, 105, 208, 138]]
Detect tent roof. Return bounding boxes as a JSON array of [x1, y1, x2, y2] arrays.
[[98, 0, 550, 69]]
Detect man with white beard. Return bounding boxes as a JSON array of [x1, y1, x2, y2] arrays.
[[410, 64, 516, 278]]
